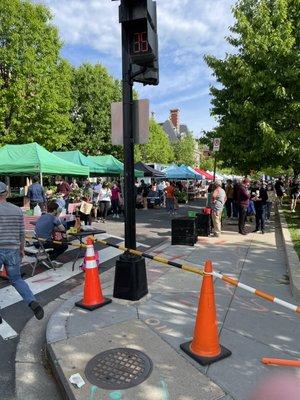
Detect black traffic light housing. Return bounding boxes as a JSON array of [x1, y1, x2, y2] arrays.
[[119, 0, 159, 85]]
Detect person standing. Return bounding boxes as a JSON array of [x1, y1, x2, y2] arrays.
[[97, 183, 111, 222], [237, 178, 250, 235], [253, 182, 268, 234], [56, 176, 71, 211], [232, 179, 240, 218], [211, 181, 227, 237], [164, 181, 175, 215], [274, 177, 285, 205], [70, 178, 79, 191], [92, 179, 102, 220], [225, 179, 234, 218], [27, 176, 46, 211], [289, 178, 299, 213], [140, 180, 149, 209], [83, 179, 94, 200], [111, 182, 121, 218], [266, 183, 276, 220], [0, 182, 44, 322]]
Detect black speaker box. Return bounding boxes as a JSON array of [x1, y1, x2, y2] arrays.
[[195, 214, 211, 236], [171, 217, 197, 246]]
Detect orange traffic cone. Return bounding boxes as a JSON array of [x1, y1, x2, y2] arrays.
[[180, 260, 231, 365], [75, 237, 111, 310], [0, 265, 8, 280]]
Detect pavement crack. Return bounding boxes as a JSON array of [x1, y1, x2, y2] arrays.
[[223, 325, 300, 358], [208, 235, 254, 374]]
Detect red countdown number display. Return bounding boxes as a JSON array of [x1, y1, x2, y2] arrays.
[[133, 32, 148, 53]]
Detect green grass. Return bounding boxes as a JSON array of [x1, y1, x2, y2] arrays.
[[282, 201, 300, 260]]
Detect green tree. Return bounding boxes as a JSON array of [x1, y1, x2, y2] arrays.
[[200, 156, 215, 171], [0, 0, 73, 150], [204, 0, 300, 175], [134, 144, 143, 162], [70, 63, 122, 157], [173, 132, 196, 166], [141, 119, 174, 163]]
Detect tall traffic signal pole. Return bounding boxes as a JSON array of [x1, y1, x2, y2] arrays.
[[113, 0, 159, 301], [121, 13, 136, 250]]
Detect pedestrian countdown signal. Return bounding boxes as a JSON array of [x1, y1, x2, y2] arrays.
[[119, 0, 159, 85]]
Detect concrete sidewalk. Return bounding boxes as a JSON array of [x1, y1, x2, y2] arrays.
[[46, 214, 300, 400]]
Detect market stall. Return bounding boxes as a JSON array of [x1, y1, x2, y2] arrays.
[[134, 162, 166, 178], [0, 143, 89, 207], [53, 150, 112, 176], [89, 155, 143, 177]]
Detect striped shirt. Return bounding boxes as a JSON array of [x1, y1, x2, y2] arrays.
[[0, 202, 24, 249]]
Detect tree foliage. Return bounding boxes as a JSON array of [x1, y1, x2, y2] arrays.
[[173, 132, 196, 166], [70, 63, 122, 158], [204, 0, 300, 175], [137, 119, 174, 164], [0, 0, 73, 150]]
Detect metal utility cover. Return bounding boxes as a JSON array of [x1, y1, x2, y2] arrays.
[[85, 348, 153, 390]]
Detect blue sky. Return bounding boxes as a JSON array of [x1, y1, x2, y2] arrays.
[[37, 0, 236, 137]]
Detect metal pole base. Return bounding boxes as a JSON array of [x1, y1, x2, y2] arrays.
[[113, 253, 148, 301], [180, 341, 231, 366]]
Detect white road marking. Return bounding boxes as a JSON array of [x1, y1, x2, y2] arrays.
[[97, 232, 150, 248], [0, 319, 18, 340], [0, 246, 122, 310], [0, 234, 149, 340]]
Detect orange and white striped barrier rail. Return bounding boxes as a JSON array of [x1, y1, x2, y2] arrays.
[[212, 271, 300, 314], [25, 235, 300, 314]]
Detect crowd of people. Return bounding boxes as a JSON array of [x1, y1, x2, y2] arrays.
[[209, 177, 299, 237], [0, 172, 298, 324]]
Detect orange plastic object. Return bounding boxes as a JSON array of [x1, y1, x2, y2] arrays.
[[262, 358, 300, 367], [75, 237, 111, 310], [180, 260, 231, 365], [190, 260, 221, 357]]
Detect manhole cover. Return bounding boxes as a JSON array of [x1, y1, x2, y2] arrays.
[[85, 348, 153, 389]]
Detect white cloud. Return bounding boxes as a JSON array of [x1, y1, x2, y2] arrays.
[[36, 0, 236, 134]]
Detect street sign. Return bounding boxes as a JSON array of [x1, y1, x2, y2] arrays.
[[213, 138, 221, 152], [111, 99, 150, 145]]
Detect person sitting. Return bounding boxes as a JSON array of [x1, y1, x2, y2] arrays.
[[35, 201, 68, 267]]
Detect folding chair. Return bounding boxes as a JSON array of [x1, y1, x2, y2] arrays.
[[25, 235, 56, 271], [21, 255, 38, 277]]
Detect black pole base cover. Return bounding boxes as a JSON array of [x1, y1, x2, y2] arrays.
[[113, 253, 148, 301], [180, 341, 231, 366], [75, 298, 112, 311]]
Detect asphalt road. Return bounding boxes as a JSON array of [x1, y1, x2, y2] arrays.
[[0, 199, 205, 399]]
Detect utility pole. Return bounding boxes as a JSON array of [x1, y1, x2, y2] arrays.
[[113, 0, 159, 301], [122, 17, 136, 250], [212, 138, 221, 182], [213, 155, 217, 183]]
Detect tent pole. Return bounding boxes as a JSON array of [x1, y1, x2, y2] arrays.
[[40, 171, 43, 186]]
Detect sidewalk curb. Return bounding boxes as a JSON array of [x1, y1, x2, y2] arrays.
[[15, 298, 64, 400], [46, 344, 76, 400], [277, 208, 300, 300], [46, 239, 170, 400]]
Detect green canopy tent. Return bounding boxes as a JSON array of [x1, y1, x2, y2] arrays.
[[0, 143, 89, 177], [53, 150, 112, 176], [88, 155, 143, 177]]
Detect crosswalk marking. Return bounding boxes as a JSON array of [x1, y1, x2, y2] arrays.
[[0, 233, 149, 340], [0, 246, 122, 310], [0, 319, 18, 340]]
